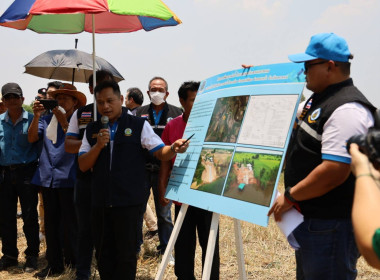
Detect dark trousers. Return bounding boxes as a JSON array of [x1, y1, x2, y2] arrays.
[[294, 218, 360, 280], [0, 164, 39, 259], [74, 177, 93, 280], [143, 170, 173, 254], [42, 187, 77, 270], [92, 205, 141, 280], [174, 205, 220, 280], [136, 199, 147, 253]]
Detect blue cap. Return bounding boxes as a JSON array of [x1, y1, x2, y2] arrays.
[[288, 33, 351, 63]]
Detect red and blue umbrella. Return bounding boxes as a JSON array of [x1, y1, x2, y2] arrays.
[[0, 0, 181, 118], [0, 0, 181, 34]]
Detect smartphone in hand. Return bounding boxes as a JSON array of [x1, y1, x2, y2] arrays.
[[39, 99, 58, 110]]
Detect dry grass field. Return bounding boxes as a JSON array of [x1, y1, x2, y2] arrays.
[[1, 183, 380, 280]]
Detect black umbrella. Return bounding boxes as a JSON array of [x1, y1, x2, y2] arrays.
[[24, 49, 124, 84]]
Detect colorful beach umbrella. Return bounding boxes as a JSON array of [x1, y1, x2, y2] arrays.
[[0, 0, 181, 34], [0, 0, 181, 118]]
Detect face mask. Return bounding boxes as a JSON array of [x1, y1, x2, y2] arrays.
[[149, 91, 166, 105]]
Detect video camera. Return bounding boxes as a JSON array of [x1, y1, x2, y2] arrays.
[[347, 109, 380, 168]]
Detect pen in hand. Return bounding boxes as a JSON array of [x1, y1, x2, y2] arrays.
[[180, 133, 195, 147]]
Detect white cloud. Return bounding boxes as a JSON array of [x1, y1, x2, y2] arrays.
[[241, 0, 289, 17], [310, 0, 380, 105], [314, 0, 379, 32]]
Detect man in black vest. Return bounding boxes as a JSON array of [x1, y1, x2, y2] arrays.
[[65, 70, 114, 280], [78, 80, 189, 280], [135, 77, 182, 256], [268, 33, 376, 279]]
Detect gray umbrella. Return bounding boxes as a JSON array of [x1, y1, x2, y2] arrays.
[[24, 49, 124, 83]]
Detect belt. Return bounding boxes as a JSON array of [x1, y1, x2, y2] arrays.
[[2, 162, 37, 171]]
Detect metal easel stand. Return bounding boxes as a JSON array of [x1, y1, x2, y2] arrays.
[[155, 205, 247, 280], [155, 204, 188, 280]]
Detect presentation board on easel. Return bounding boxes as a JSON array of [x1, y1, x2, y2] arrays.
[[166, 63, 305, 227], [156, 63, 305, 280]]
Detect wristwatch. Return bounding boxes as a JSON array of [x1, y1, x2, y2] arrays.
[[284, 187, 298, 203]]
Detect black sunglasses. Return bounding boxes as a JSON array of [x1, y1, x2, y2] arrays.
[[304, 60, 329, 74]]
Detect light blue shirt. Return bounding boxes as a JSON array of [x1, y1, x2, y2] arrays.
[[31, 114, 76, 188], [0, 109, 38, 166]]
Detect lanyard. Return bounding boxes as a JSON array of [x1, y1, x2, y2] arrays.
[[152, 110, 163, 127]]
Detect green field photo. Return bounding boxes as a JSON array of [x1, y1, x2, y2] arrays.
[[223, 151, 281, 206]]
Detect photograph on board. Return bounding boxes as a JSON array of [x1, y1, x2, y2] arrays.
[[204, 96, 249, 143], [222, 148, 282, 206], [190, 146, 234, 195]]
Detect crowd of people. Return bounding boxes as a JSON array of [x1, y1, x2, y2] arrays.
[[0, 32, 379, 280], [0, 70, 210, 279]]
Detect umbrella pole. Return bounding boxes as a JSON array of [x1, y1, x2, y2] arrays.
[[92, 14, 97, 121], [72, 38, 78, 85]]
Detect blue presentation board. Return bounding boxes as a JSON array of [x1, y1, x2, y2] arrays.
[[165, 63, 305, 227]]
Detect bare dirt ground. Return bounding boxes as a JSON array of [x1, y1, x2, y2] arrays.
[[1, 184, 380, 280]]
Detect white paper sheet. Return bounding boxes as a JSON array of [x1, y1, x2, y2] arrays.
[[274, 192, 304, 249]]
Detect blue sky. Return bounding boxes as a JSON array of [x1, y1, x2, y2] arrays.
[[0, 0, 379, 108]]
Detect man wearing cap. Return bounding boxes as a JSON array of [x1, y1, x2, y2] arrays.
[[0, 83, 40, 272], [268, 33, 376, 279], [29, 83, 86, 278], [36, 88, 47, 100]]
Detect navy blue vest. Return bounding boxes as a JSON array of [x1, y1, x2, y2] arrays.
[[86, 109, 148, 207], [136, 102, 182, 171], [285, 79, 376, 219]]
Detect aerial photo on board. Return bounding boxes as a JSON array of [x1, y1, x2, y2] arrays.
[[190, 147, 233, 195], [222, 151, 282, 206], [205, 96, 249, 143]]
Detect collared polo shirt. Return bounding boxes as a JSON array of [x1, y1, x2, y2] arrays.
[[0, 109, 38, 166], [79, 120, 164, 157], [161, 114, 186, 166], [31, 114, 76, 188]]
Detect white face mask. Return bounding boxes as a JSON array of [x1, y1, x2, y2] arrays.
[[149, 91, 166, 105]]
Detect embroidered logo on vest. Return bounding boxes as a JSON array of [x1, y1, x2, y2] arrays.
[[124, 128, 132, 136], [308, 108, 321, 123]]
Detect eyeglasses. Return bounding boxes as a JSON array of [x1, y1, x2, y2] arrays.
[[304, 60, 328, 74], [3, 94, 21, 100]]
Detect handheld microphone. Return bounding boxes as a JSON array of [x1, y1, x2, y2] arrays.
[[100, 116, 109, 146]]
